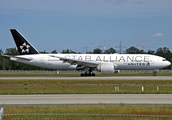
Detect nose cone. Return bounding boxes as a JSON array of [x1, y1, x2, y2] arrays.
[[167, 61, 171, 66], [164, 61, 171, 68], [161, 60, 171, 68]]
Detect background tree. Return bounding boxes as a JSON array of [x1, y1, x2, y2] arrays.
[[126, 47, 140, 54], [155, 48, 164, 57], [5, 48, 19, 55], [61, 49, 76, 54], [51, 50, 57, 53], [147, 49, 155, 55], [155, 47, 171, 61], [39, 50, 49, 54], [0, 49, 3, 70], [4, 48, 19, 70], [138, 49, 146, 54], [104, 47, 116, 54], [92, 48, 102, 54]]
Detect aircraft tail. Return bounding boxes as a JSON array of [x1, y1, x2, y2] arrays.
[[10, 29, 39, 55]]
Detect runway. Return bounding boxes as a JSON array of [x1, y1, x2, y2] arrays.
[[0, 76, 172, 80], [0, 94, 172, 104]]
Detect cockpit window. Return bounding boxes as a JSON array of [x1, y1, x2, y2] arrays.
[[162, 59, 167, 61]]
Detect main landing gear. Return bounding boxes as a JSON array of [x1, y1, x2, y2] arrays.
[[80, 67, 95, 77], [80, 72, 95, 77]]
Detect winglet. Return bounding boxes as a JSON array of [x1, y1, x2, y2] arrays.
[[10, 29, 39, 55]]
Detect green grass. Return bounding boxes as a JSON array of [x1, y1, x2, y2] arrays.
[[0, 72, 172, 77], [4, 116, 168, 120], [0, 80, 172, 94], [3, 106, 172, 119]]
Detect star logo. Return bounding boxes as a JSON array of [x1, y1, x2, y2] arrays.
[[20, 42, 30, 53]]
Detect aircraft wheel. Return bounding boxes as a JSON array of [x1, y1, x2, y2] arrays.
[[84, 73, 88, 76], [153, 73, 156, 76], [80, 73, 84, 77], [91, 73, 95, 76], [88, 73, 92, 76]]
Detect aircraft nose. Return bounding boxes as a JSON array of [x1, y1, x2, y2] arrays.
[[167, 61, 171, 66], [165, 61, 171, 67], [162, 60, 171, 68]]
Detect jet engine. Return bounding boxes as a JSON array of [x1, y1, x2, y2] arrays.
[[97, 63, 116, 74]]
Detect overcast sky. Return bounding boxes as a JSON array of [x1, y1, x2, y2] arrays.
[[0, 0, 172, 53]]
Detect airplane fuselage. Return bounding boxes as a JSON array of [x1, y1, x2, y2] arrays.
[[7, 29, 171, 76], [11, 53, 170, 71]]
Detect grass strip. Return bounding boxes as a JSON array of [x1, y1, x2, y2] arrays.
[[3, 106, 172, 120], [0, 80, 172, 94]]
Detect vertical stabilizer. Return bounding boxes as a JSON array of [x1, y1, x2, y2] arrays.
[[10, 29, 39, 55]]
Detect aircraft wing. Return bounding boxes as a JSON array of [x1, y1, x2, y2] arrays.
[[49, 55, 99, 67], [3, 55, 33, 61]]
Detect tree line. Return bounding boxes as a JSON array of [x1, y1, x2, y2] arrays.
[[0, 46, 171, 70]]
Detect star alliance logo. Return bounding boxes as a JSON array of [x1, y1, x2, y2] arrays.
[[20, 42, 30, 53]]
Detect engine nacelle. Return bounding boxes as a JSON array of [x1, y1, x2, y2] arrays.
[[97, 63, 115, 74]]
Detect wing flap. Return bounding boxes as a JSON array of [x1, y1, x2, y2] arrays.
[[50, 55, 98, 67]]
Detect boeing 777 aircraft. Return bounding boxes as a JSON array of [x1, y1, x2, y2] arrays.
[[4, 29, 171, 76]]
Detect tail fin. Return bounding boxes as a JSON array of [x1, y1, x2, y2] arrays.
[[10, 29, 39, 55]]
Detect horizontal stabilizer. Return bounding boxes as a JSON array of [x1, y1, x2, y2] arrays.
[[3, 55, 32, 61]]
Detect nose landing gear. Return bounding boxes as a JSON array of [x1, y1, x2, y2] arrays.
[[153, 72, 156, 76], [153, 69, 159, 76]]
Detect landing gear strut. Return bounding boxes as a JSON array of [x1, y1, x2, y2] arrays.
[[80, 72, 95, 77], [80, 73, 95, 77], [153, 72, 156, 76], [80, 67, 95, 77], [153, 69, 159, 76]]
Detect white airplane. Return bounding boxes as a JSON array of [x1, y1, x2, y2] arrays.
[[4, 29, 171, 76]]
